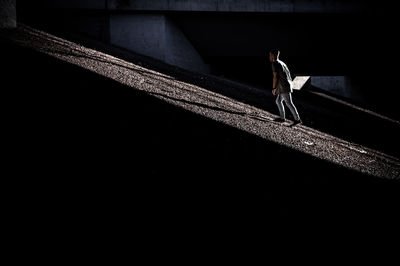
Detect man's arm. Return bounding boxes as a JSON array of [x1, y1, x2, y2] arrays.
[[272, 72, 277, 95]]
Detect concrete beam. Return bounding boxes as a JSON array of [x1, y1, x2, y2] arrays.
[[107, 0, 365, 13], [0, 0, 16, 28], [39, 0, 106, 9]]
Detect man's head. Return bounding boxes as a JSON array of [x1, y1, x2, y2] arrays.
[[269, 49, 280, 62]]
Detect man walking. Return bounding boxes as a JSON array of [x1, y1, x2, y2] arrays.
[[269, 49, 302, 125]]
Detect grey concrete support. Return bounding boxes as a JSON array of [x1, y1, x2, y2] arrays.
[[164, 18, 209, 73], [110, 14, 209, 73], [0, 0, 16, 28], [108, 0, 364, 13]]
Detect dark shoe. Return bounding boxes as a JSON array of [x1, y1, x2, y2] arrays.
[[292, 119, 302, 125], [274, 117, 286, 123]]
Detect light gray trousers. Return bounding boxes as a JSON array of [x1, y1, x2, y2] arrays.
[[275, 92, 300, 121]]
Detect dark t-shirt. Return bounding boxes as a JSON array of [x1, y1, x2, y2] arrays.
[[271, 60, 293, 94]]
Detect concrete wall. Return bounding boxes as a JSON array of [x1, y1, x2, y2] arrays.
[[110, 14, 209, 73], [0, 0, 16, 28], [108, 0, 365, 13], [311, 76, 363, 102]]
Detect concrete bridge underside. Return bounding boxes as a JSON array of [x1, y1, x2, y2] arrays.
[[40, 0, 376, 13], [18, 0, 389, 72]]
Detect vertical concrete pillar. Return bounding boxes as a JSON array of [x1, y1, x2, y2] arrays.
[[0, 0, 17, 28], [109, 14, 209, 73], [164, 18, 209, 73], [110, 14, 166, 62]]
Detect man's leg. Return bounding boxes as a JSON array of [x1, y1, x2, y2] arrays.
[[281, 93, 300, 121], [275, 94, 285, 119]]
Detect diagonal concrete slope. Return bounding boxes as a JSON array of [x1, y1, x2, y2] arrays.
[[4, 25, 400, 179], [4, 25, 399, 180]]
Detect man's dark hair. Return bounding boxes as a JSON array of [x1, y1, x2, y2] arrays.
[[270, 49, 280, 58]]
